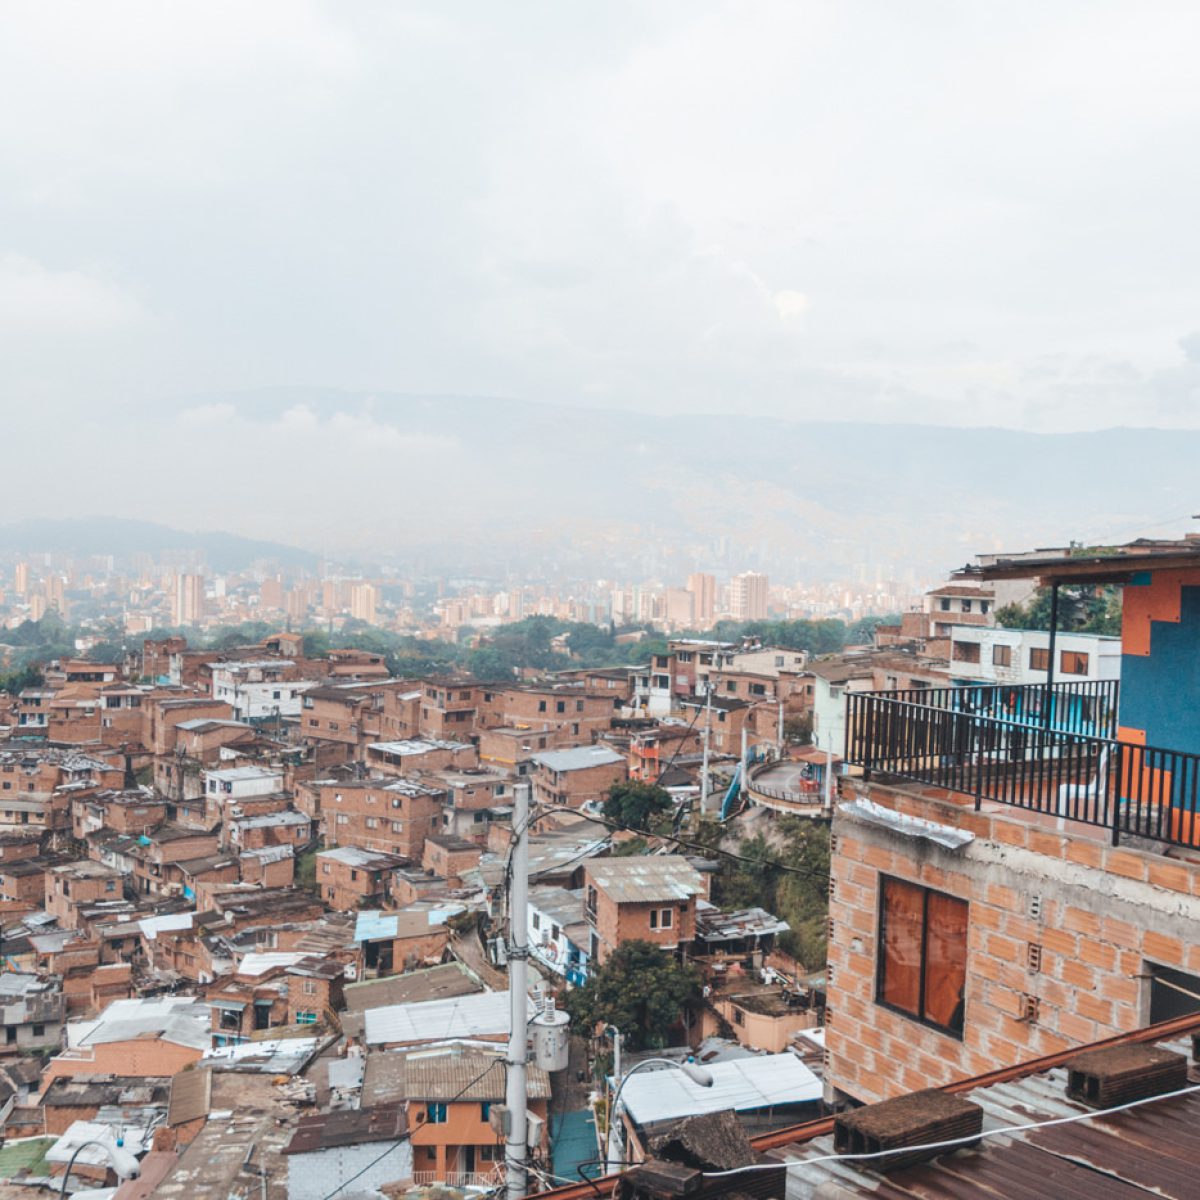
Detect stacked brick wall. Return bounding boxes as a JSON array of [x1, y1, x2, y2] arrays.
[[826, 777, 1200, 1105]]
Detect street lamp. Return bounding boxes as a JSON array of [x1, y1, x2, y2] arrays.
[[604, 1058, 714, 1173], [57, 1132, 140, 1198]]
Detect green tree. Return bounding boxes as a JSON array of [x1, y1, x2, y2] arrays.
[[565, 940, 702, 1051], [996, 585, 1121, 637], [602, 781, 673, 831], [783, 713, 813, 745], [0, 664, 44, 694]]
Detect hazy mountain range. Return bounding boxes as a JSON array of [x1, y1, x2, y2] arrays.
[[10, 389, 1198, 578]]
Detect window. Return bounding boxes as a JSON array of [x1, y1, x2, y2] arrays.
[[31, 1023, 44, 1037], [732, 1007, 744, 1026], [532, 913, 540, 930], [649, 908, 673, 930], [366, 817, 378, 829], [961, 599, 972, 612], [538, 700, 547, 713], [981, 601, 990, 614], [1029, 647, 1050, 671], [480, 1102, 492, 1121], [952, 641, 980, 664], [296, 1011, 317, 1025], [1061, 650, 1089, 676], [479, 1144, 501, 1162], [992, 644, 1012, 667], [556, 701, 566, 714], [426, 1102, 447, 1124], [939, 598, 951, 611], [322, 863, 331, 875], [877, 876, 968, 1037], [105, 881, 116, 893], [303, 979, 318, 995]]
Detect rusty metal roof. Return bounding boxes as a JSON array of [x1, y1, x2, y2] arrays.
[[779, 1034, 1200, 1199], [282, 1103, 408, 1155]]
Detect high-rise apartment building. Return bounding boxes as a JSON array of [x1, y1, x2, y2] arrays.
[[664, 588, 695, 628], [350, 583, 379, 625], [13, 562, 29, 596], [173, 574, 205, 626], [687, 572, 716, 627], [286, 587, 309, 623], [44, 575, 66, 616], [260, 577, 284, 611], [729, 571, 769, 621]]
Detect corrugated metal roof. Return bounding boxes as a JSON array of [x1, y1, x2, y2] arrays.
[[364, 990, 531, 1046], [781, 1035, 1200, 1199], [585, 855, 704, 903], [839, 797, 976, 850], [71, 998, 212, 1051], [283, 1104, 407, 1155], [619, 1054, 822, 1126], [405, 1052, 551, 1101], [533, 745, 626, 772], [167, 1068, 212, 1126]]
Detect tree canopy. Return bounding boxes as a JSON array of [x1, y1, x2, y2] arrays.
[[602, 781, 673, 832], [995, 585, 1121, 637], [693, 815, 831, 970], [564, 940, 702, 1051]]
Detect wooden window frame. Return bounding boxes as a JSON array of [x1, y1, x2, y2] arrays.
[[875, 875, 968, 1039]]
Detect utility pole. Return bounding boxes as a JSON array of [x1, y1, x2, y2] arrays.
[[740, 725, 749, 800], [699, 683, 713, 812], [823, 733, 834, 816], [505, 781, 531, 1200]]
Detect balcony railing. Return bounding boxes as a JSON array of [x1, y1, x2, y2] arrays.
[[846, 682, 1200, 850]]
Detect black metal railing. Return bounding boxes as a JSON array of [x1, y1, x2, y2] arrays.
[[881, 679, 1120, 740], [846, 684, 1200, 850]]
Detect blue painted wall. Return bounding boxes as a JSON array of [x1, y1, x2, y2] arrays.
[[1120, 583, 1200, 756]]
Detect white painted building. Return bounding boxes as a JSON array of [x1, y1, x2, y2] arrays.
[[203, 765, 284, 802], [948, 626, 1121, 686], [210, 660, 315, 721]]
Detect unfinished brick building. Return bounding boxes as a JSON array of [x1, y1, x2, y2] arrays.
[[827, 536, 1200, 1106]]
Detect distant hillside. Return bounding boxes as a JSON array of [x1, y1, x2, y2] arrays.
[[160, 389, 1197, 573], [15, 389, 1197, 577], [0, 518, 317, 572]]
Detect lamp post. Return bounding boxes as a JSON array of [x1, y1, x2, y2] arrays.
[[58, 1133, 140, 1198], [604, 1058, 714, 1173]]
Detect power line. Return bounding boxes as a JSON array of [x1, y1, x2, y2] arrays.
[[317, 1058, 505, 1200], [699, 1082, 1200, 1179], [533, 803, 831, 891]]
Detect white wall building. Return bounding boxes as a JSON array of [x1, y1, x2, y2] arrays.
[[210, 660, 315, 721], [948, 626, 1121, 686], [203, 765, 284, 802]]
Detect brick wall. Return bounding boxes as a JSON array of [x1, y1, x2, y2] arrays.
[[826, 776, 1200, 1105]]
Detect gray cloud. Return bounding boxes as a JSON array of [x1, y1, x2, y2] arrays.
[[3, 0, 1200, 538]]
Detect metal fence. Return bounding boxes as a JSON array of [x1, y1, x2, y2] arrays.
[[846, 684, 1200, 850], [881, 678, 1120, 739]]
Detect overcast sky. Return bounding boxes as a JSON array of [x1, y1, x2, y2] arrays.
[[5, 1, 1200, 456]]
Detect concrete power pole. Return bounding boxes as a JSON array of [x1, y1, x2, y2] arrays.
[[505, 781, 531, 1200]]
